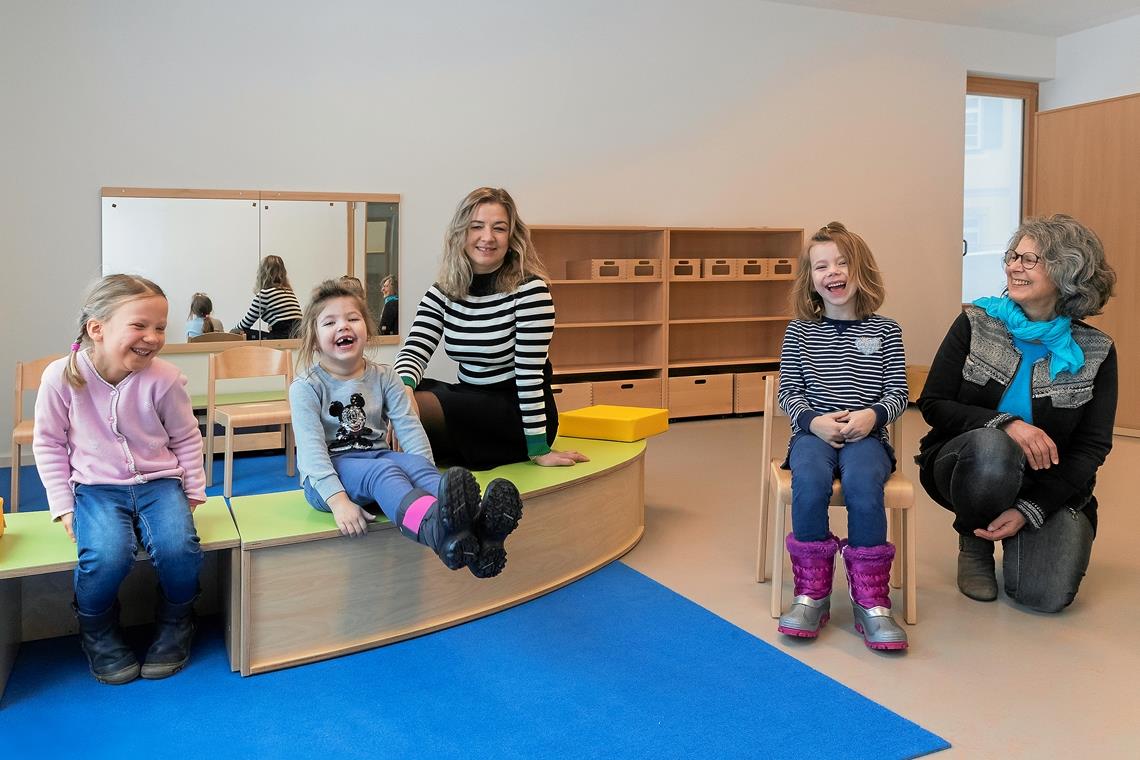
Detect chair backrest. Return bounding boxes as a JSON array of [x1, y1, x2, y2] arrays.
[[189, 331, 246, 343], [13, 355, 62, 427], [207, 346, 293, 412]]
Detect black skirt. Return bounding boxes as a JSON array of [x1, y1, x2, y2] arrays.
[[418, 362, 559, 470]]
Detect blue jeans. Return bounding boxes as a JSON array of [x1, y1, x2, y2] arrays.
[[72, 479, 203, 615], [787, 433, 891, 547], [927, 428, 1094, 612], [302, 450, 442, 522]]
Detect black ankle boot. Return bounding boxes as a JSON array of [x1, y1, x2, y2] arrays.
[[958, 534, 998, 601], [401, 468, 479, 570], [141, 593, 198, 679], [468, 478, 524, 579], [74, 601, 140, 685]]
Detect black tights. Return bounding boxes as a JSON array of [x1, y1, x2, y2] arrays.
[[415, 390, 457, 464]]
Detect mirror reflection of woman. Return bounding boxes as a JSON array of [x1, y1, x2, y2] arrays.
[[394, 187, 588, 470], [916, 215, 1117, 613], [233, 255, 303, 340], [379, 275, 398, 336]]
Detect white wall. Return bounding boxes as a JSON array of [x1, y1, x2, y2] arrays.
[[1040, 14, 1140, 110], [0, 0, 1055, 463]]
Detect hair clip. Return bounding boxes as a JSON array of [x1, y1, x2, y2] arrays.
[[71, 341, 81, 352]]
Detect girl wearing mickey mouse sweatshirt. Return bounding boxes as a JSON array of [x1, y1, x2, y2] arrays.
[[290, 279, 524, 578]]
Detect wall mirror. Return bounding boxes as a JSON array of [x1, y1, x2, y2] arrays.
[[101, 188, 401, 352]]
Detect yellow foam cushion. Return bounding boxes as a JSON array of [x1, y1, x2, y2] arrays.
[[558, 405, 668, 442]]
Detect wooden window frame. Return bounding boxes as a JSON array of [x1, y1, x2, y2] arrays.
[[966, 76, 1039, 218]]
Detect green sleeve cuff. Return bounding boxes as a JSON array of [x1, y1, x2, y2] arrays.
[[401, 376, 416, 389], [526, 434, 551, 459]]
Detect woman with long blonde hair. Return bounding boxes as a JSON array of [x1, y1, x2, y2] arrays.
[[233, 255, 303, 339], [393, 187, 587, 470]]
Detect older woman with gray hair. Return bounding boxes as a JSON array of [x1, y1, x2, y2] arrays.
[[916, 214, 1117, 612]]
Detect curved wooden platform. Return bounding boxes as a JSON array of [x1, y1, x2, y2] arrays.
[[229, 436, 646, 675]]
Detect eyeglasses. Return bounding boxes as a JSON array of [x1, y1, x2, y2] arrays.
[[1003, 250, 1041, 269]]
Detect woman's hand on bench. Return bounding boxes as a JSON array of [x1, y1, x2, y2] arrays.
[[532, 449, 591, 467]]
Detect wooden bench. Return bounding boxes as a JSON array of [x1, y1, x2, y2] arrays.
[[228, 436, 646, 676], [0, 497, 241, 704]]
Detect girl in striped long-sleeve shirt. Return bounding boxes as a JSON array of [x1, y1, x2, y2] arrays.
[[775, 222, 909, 650], [394, 187, 588, 470]]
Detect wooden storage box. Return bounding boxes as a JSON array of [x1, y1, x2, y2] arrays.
[[566, 259, 628, 280], [551, 382, 593, 413], [701, 258, 737, 279], [736, 258, 767, 279], [627, 259, 661, 279], [733, 372, 766, 413], [764, 258, 798, 280], [669, 259, 701, 280], [668, 374, 734, 417], [592, 378, 662, 408]]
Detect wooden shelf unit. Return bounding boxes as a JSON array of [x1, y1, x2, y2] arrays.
[[666, 228, 801, 418], [534, 226, 668, 414], [533, 225, 802, 419]]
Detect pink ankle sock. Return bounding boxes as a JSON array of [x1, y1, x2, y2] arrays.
[[400, 495, 437, 535]]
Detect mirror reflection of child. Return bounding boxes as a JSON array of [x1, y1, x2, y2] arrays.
[[186, 292, 224, 338]]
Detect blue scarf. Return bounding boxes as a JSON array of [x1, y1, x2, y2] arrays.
[[973, 295, 1083, 379], [384, 295, 397, 305]]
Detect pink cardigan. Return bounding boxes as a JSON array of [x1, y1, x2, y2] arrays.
[[33, 351, 207, 519]]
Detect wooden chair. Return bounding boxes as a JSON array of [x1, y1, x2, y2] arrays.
[[205, 346, 294, 499], [189, 332, 246, 343], [10, 356, 61, 512], [756, 373, 917, 624]]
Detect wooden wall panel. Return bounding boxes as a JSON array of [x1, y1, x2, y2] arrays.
[[1034, 93, 1140, 430]]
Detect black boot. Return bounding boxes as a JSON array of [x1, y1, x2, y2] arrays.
[[141, 593, 198, 679], [74, 601, 140, 685], [468, 478, 524, 579], [397, 468, 480, 570], [958, 534, 998, 601]]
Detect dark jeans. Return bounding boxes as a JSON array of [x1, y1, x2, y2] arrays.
[[926, 428, 1094, 612], [1003, 507, 1093, 613], [787, 433, 891, 547], [72, 479, 203, 615]]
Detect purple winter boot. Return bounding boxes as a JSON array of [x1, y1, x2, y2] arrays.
[[841, 541, 908, 651], [778, 533, 840, 638]]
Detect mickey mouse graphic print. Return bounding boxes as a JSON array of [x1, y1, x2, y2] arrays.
[[329, 392, 376, 452]]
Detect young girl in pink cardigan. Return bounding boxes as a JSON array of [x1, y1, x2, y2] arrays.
[[34, 274, 206, 685]]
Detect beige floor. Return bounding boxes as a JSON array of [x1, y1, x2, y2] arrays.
[[623, 410, 1140, 758]]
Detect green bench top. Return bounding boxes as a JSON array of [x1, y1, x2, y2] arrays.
[[0, 497, 239, 580], [189, 389, 287, 408], [230, 436, 646, 549]]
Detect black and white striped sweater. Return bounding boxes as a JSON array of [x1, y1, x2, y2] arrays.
[[394, 274, 555, 457], [237, 287, 303, 331]]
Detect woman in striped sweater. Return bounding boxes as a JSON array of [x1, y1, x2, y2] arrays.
[[234, 255, 303, 340], [775, 222, 909, 650], [394, 187, 588, 470]]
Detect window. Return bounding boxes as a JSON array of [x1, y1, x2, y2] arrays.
[[962, 77, 1038, 303]]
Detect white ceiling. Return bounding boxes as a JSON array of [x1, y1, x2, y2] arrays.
[[768, 0, 1140, 36]]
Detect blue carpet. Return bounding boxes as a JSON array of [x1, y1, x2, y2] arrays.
[[0, 561, 948, 759]]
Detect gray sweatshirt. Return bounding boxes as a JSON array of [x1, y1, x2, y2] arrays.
[[289, 361, 434, 501]]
